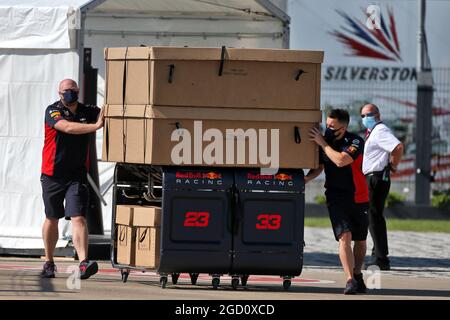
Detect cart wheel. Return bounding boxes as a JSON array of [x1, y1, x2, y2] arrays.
[[171, 273, 180, 285], [240, 275, 249, 287], [231, 278, 239, 290], [190, 273, 199, 285], [283, 279, 291, 291], [121, 269, 130, 283], [212, 277, 220, 290], [160, 276, 168, 289]]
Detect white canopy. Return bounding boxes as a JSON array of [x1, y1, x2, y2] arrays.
[[0, 0, 289, 251], [0, 0, 86, 49], [0, 0, 289, 49]]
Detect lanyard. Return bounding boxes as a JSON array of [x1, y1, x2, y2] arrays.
[[365, 121, 383, 141]]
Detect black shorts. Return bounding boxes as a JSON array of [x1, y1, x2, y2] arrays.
[[325, 191, 369, 242], [40, 174, 89, 220]]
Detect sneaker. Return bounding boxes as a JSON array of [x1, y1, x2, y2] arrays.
[[343, 279, 357, 295], [41, 261, 56, 278], [354, 273, 367, 293], [378, 261, 390, 271], [366, 258, 391, 271], [79, 260, 98, 280]]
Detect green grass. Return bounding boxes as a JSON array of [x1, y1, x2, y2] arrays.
[[304, 217, 332, 228], [304, 217, 450, 233]]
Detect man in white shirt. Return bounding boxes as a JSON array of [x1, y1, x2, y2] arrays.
[[360, 103, 404, 270]]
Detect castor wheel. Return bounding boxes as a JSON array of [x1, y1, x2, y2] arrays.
[[189, 273, 199, 285], [283, 279, 291, 291], [212, 277, 220, 289], [240, 275, 249, 287], [120, 269, 129, 283], [171, 273, 180, 285], [231, 278, 239, 290], [160, 276, 168, 289]]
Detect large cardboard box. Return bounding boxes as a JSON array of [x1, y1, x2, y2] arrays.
[[105, 47, 151, 105], [102, 105, 321, 168], [104, 47, 323, 109], [115, 205, 135, 266], [133, 206, 161, 268], [102, 105, 147, 163], [150, 47, 322, 109]]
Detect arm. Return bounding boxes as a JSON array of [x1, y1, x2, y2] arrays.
[[390, 142, 404, 172], [375, 127, 404, 172], [309, 127, 354, 168], [54, 120, 100, 135], [322, 145, 354, 168], [305, 165, 324, 183], [54, 106, 104, 135]]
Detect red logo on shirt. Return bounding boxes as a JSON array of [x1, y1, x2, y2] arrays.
[[50, 110, 62, 120], [347, 146, 357, 154]]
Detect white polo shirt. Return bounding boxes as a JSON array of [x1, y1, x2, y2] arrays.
[[362, 122, 401, 175]]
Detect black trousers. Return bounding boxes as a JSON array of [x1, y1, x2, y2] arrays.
[[367, 174, 391, 262]]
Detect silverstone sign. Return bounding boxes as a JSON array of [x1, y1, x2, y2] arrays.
[[324, 66, 417, 81]]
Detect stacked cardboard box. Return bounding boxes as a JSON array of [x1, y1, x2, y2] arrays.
[[102, 46, 324, 169], [115, 205, 161, 268], [133, 206, 161, 268], [115, 205, 134, 266]]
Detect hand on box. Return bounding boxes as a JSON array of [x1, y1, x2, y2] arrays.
[[96, 106, 105, 130], [309, 127, 327, 148]]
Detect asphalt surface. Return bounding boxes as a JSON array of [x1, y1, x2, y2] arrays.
[[0, 258, 449, 300], [1, 227, 449, 300]]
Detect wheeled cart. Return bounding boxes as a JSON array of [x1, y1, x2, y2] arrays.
[[158, 167, 234, 289], [110, 163, 163, 283], [111, 164, 305, 290], [230, 169, 305, 291]]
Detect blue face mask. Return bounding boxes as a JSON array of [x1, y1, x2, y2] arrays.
[[62, 90, 78, 104], [362, 116, 377, 130]]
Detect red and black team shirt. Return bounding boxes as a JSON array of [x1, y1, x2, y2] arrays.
[[319, 131, 369, 203], [41, 101, 100, 178]]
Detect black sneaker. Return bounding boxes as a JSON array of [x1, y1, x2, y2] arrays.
[[79, 260, 98, 280], [354, 273, 367, 293], [41, 261, 56, 278], [366, 259, 391, 271], [378, 261, 391, 271], [343, 279, 357, 295]]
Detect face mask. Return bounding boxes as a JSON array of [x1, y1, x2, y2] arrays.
[[62, 90, 78, 104], [362, 116, 377, 130], [324, 127, 339, 141]]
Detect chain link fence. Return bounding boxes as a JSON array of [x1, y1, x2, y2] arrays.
[[306, 65, 450, 203]]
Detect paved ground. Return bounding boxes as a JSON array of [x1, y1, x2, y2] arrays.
[[303, 227, 450, 278], [0, 227, 449, 300]]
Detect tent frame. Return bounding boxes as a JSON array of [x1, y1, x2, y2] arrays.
[[76, 0, 290, 91]]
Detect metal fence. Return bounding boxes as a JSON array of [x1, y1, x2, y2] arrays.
[[305, 65, 450, 203]]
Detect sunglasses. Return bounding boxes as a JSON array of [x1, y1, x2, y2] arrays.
[[360, 111, 378, 118]]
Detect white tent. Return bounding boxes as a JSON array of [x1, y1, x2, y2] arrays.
[[0, 0, 289, 251]]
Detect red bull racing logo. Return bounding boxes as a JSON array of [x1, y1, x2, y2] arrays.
[[203, 172, 222, 179], [175, 171, 223, 185], [247, 172, 294, 186], [274, 173, 293, 181]]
